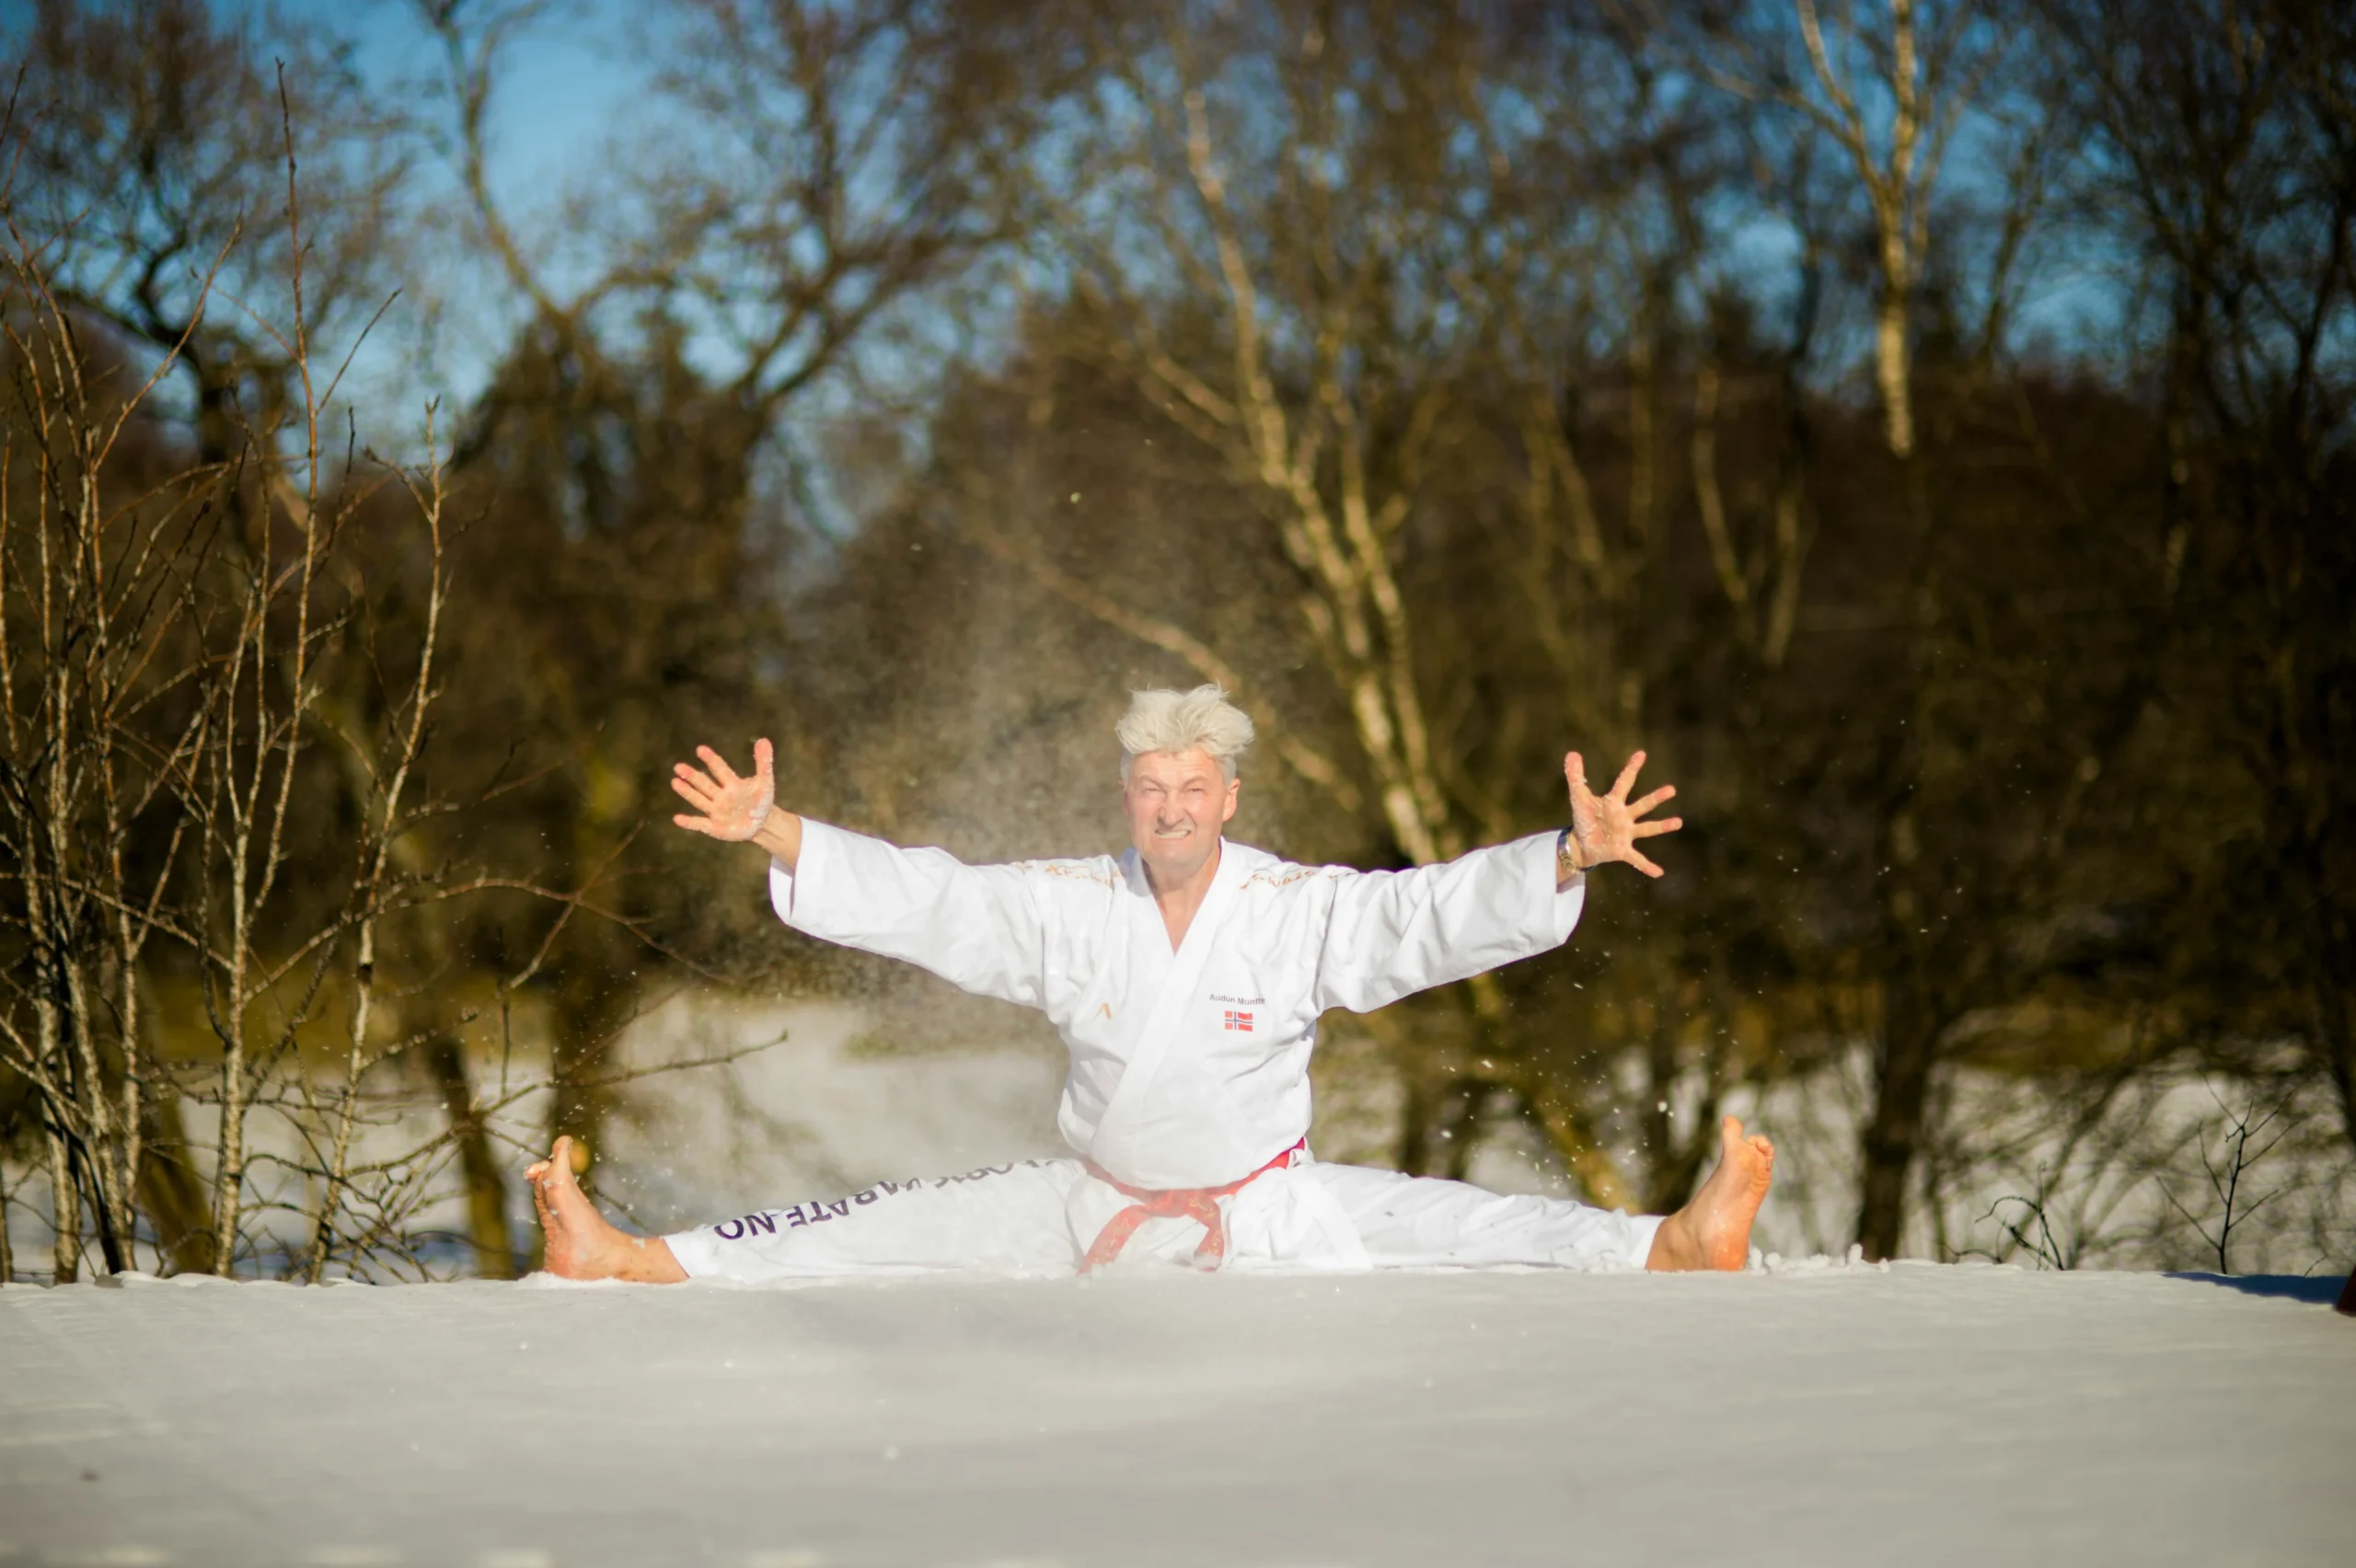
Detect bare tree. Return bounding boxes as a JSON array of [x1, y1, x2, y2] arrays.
[[1681, 0, 2022, 459], [412, 0, 1053, 1216], [0, 148, 228, 1281], [14, 0, 412, 468], [0, 61, 433, 1275], [0, 41, 739, 1280]]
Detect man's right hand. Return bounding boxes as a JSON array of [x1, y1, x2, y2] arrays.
[[671, 739, 801, 865]]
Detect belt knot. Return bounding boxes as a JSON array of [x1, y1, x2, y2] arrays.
[[1079, 1139, 1305, 1274]]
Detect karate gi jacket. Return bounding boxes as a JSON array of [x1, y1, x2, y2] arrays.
[[770, 821, 1587, 1191]]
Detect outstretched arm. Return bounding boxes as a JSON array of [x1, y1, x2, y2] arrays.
[[667, 736, 1050, 1009], [1313, 747, 1686, 1014], [670, 738, 803, 867]]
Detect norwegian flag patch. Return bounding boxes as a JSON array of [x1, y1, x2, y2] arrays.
[[1222, 1009, 1254, 1032]]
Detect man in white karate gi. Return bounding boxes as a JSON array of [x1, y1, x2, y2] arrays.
[[528, 686, 1773, 1283]]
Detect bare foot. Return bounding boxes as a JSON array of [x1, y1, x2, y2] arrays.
[[1645, 1115, 1774, 1273], [526, 1136, 687, 1284]]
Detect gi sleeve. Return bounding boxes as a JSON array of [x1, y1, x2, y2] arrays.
[[1311, 832, 1585, 1014], [768, 819, 1049, 1009]]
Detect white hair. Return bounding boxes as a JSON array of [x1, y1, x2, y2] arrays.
[[1115, 684, 1255, 781]]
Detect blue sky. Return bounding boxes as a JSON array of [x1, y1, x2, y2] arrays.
[[245, 0, 674, 421], [282, 0, 652, 216]]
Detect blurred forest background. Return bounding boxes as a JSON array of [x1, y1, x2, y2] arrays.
[[1, 0, 2349, 1285]]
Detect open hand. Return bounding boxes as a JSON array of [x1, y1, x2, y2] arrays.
[[1565, 749, 1683, 879], [670, 740, 776, 841]]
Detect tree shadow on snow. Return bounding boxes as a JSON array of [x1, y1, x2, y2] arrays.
[[2165, 1272, 2350, 1306]]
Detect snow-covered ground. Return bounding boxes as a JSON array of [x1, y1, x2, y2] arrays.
[[4, 1263, 2350, 1567]]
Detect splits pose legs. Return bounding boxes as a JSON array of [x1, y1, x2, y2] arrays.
[[527, 1115, 1773, 1282]]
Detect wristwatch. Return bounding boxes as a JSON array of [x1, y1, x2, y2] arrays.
[[1555, 826, 1588, 879]]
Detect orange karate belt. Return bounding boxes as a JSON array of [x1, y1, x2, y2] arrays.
[[1079, 1138, 1308, 1274]]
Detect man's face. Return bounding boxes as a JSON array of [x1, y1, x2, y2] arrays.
[[1121, 747, 1240, 884]]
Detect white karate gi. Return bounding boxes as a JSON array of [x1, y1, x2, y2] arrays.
[[664, 822, 1661, 1279]]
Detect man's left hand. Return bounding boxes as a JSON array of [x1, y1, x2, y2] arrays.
[[1563, 750, 1683, 880]]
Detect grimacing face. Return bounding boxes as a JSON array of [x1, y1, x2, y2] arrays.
[[1121, 746, 1240, 885]]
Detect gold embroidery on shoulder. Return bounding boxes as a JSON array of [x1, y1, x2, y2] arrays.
[[1242, 863, 1323, 892], [1012, 859, 1121, 889]]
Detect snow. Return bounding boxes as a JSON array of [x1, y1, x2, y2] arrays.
[[4, 1264, 2349, 1566]]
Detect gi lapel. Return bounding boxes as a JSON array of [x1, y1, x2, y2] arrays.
[[1092, 841, 1250, 1141]]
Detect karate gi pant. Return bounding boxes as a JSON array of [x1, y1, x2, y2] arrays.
[[664, 1153, 1663, 1281]]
